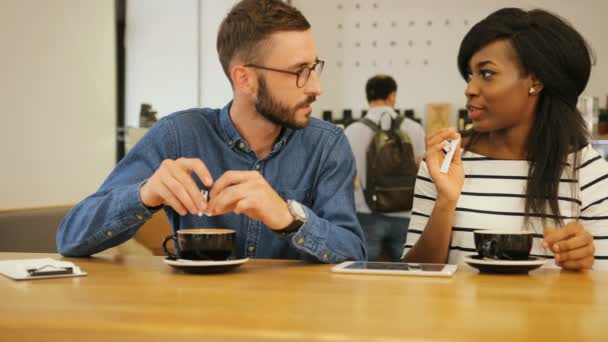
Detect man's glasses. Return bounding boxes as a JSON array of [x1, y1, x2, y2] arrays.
[[244, 59, 325, 88]]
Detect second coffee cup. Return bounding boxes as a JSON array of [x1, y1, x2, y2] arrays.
[[474, 230, 533, 260], [163, 228, 236, 261]]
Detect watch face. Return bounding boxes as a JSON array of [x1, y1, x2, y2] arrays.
[[290, 200, 307, 219]]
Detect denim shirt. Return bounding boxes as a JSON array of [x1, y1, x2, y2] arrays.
[[57, 102, 367, 263]]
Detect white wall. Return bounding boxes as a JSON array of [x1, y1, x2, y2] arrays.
[[0, 0, 116, 210], [295, 0, 608, 125], [126, 0, 608, 128], [125, 0, 200, 126], [125, 0, 236, 123], [199, 0, 238, 109]]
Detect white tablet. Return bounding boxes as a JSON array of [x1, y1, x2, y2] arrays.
[[332, 261, 457, 277]]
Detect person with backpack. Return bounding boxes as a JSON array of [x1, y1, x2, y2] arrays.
[[345, 75, 425, 261]]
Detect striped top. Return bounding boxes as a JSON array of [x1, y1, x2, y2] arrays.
[[402, 144, 608, 269]]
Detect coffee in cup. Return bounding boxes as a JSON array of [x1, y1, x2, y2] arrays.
[[473, 230, 533, 260], [163, 228, 236, 261]]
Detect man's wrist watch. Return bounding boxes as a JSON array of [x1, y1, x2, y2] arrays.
[[276, 200, 307, 237]]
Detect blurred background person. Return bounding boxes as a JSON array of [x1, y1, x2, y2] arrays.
[[345, 75, 425, 261]]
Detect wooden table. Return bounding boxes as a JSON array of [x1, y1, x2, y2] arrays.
[[1, 253, 608, 341]]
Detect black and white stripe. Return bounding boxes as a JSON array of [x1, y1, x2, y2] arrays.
[[403, 145, 608, 269]]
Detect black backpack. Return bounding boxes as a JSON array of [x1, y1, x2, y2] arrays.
[[360, 114, 418, 212]]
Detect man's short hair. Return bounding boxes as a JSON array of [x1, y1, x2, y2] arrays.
[[366, 75, 398, 102], [217, 0, 310, 84]]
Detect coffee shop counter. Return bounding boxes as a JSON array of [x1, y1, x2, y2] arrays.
[[1, 252, 607, 341]]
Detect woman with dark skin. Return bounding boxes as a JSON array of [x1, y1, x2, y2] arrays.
[[404, 8, 607, 270]]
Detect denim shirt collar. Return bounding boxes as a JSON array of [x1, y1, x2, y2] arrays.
[[219, 101, 294, 155]]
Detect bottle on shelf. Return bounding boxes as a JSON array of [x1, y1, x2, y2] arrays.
[[458, 108, 472, 131], [139, 102, 158, 128]]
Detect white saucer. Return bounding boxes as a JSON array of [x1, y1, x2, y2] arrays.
[[464, 254, 547, 274], [163, 257, 249, 273]]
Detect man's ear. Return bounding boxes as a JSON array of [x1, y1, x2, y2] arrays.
[[388, 91, 397, 105], [231, 65, 256, 96]]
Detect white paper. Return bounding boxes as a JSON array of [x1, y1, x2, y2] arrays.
[[440, 139, 460, 174], [0, 258, 87, 281], [198, 189, 213, 217]]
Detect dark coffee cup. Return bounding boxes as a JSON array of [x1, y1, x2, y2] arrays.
[[163, 228, 236, 261], [473, 230, 533, 260]]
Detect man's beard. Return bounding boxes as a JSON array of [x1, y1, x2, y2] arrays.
[[255, 76, 315, 130]]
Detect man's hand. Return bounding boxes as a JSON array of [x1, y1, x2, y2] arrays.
[[543, 222, 595, 271], [207, 171, 293, 230], [139, 158, 214, 216]]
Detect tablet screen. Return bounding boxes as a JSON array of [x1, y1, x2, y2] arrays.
[[344, 262, 446, 272]]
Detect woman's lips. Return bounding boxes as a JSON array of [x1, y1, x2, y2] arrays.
[[468, 110, 482, 120], [467, 105, 483, 120]]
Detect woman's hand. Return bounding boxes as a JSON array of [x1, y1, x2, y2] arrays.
[[424, 128, 464, 202], [543, 222, 595, 271]]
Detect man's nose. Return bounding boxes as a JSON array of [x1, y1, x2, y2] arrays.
[[304, 70, 322, 96]]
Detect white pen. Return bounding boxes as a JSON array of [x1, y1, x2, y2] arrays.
[[440, 139, 460, 174]]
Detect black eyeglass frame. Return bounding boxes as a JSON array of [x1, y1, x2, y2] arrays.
[[244, 59, 325, 88]]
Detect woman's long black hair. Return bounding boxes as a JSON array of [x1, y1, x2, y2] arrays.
[[457, 8, 594, 226]]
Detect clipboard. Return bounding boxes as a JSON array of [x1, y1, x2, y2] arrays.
[[0, 258, 87, 281]]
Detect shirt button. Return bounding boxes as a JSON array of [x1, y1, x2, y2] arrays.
[[106, 231, 113, 237], [228, 140, 233, 145], [135, 214, 144, 221], [239, 142, 245, 149], [248, 245, 255, 252], [323, 254, 329, 260], [255, 164, 261, 170], [297, 238, 305, 245]]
